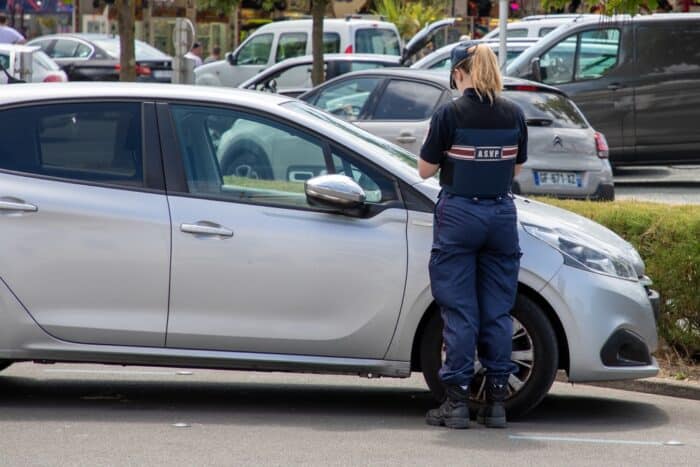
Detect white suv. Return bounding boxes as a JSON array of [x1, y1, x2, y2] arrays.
[[195, 18, 402, 87]]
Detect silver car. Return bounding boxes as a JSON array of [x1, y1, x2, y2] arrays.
[[0, 83, 658, 416], [300, 69, 615, 200]]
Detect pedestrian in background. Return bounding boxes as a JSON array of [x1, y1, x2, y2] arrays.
[[419, 41, 527, 430], [204, 45, 222, 64], [184, 42, 203, 68], [0, 13, 25, 44]]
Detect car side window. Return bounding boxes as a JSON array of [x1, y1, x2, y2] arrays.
[[538, 27, 556, 37], [0, 103, 143, 187], [75, 42, 92, 58], [575, 29, 620, 80], [428, 57, 451, 70], [313, 77, 383, 122], [0, 53, 9, 70], [323, 32, 341, 53], [540, 35, 577, 85], [276, 32, 308, 62], [237, 33, 273, 65], [51, 39, 80, 58], [271, 63, 314, 90], [169, 105, 397, 208], [372, 80, 443, 121], [507, 29, 528, 38]]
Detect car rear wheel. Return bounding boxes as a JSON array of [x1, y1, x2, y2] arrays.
[[420, 294, 559, 418]]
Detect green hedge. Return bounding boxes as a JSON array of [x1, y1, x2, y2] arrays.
[[535, 199, 700, 359]]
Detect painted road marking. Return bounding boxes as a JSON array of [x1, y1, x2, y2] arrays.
[[508, 434, 682, 447]]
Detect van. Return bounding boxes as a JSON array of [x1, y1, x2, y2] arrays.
[[505, 13, 700, 166], [483, 15, 600, 39], [195, 18, 402, 87]]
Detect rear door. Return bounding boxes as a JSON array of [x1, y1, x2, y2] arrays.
[[632, 21, 700, 163], [0, 101, 170, 346], [357, 78, 446, 155]]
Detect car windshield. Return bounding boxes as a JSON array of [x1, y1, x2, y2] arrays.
[[503, 90, 588, 129], [92, 39, 171, 60], [282, 100, 418, 169]]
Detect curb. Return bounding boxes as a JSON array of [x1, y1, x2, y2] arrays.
[[556, 373, 700, 401]]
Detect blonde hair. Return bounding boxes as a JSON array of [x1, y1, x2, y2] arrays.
[[457, 44, 503, 104]]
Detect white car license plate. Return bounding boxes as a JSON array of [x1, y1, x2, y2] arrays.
[[534, 171, 581, 187], [153, 70, 172, 79]]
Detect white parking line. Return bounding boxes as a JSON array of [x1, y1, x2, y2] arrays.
[[509, 434, 668, 446], [43, 369, 177, 376]]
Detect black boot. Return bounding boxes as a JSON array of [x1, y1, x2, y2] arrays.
[[426, 385, 470, 429], [477, 379, 508, 428]]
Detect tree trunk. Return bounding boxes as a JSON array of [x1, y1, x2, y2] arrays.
[[116, 0, 136, 82], [311, 0, 327, 86]]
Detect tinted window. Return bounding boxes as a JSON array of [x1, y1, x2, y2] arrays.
[[575, 29, 620, 80], [324, 32, 341, 53], [355, 29, 400, 55], [169, 105, 395, 208], [503, 91, 588, 129], [372, 80, 442, 120], [312, 77, 383, 121], [636, 24, 700, 74], [0, 103, 143, 187], [276, 32, 307, 62], [237, 33, 273, 65]]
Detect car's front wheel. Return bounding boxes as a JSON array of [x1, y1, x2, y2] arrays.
[[420, 294, 559, 418]]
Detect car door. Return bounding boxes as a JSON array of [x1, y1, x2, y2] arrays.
[[0, 101, 170, 346], [536, 26, 635, 162], [160, 103, 408, 358], [632, 22, 700, 164], [356, 78, 447, 155]]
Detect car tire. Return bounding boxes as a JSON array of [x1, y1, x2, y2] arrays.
[[220, 140, 273, 179], [420, 294, 559, 418]]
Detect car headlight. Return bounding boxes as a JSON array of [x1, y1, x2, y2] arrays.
[[522, 223, 638, 281]]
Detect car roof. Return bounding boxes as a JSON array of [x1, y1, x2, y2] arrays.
[[257, 18, 398, 31], [0, 82, 293, 108]]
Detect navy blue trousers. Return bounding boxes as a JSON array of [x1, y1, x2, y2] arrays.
[[429, 193, 520, 388]]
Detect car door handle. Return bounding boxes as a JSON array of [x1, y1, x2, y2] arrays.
[[0, 199, 38, 212], [180, 223, 234, 237], [397, 132, 417, 144]]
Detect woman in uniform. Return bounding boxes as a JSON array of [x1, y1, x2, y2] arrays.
[[419, 42, 528, 429]]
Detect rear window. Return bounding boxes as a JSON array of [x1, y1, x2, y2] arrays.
[[503, 90, 588, 129], [355, 28, 400, 55]]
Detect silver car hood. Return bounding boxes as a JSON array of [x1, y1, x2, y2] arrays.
[[412, 178, 645, 276]]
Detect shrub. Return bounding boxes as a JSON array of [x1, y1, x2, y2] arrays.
[[535, 198, 700, 359]]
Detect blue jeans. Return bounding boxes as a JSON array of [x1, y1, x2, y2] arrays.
[[429, 192, 520, 387]]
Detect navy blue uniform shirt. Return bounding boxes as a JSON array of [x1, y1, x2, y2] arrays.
[[420, 89, 528, 198]]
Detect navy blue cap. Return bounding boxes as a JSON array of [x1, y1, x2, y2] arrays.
[[450, 41, 479, 89]]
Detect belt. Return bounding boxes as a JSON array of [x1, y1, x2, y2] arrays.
[[443, 192, 512, 201]]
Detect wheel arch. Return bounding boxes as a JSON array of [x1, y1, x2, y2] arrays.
[[409, 283, 570, 374]]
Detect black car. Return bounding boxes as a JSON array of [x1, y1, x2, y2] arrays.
[[26, 34, 173, 83]]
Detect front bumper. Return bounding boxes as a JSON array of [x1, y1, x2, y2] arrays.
[[540, 264, 659, 382]]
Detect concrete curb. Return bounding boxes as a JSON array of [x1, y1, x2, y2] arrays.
[[556, 373, 700, 401]]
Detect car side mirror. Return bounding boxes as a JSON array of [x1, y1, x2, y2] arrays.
[[305, 174, 367, 216], [530, 57, 542, 82], [227, 52, 237, 66]]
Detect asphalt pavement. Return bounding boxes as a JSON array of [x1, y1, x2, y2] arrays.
[[0, 363, 697, 466], [613, 165, 700, 204]]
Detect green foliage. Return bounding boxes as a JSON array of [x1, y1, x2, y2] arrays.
[[536, 198, 700, 359], [372, 0, 446, 40], [541, 0, 658, 15]]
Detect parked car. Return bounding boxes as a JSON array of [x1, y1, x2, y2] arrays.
[[410, 38, 539, 71], [195, 18, 402, 87], [299, 69, 614, 200], [0, 44, 67, 84], [505, 13, 700, 166], [237, 54, 401, 97], [26, 34, 173, 82], [483, 14, 599, 39], [0, 83, 658, 416]]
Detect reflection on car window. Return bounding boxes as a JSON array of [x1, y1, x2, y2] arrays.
[[313, 77, 382, 121], [51, 40, 80, 58], [540, 35, 576, 84], [276, 32, 308, 62], [330, 151, 396, 204], [507, 29, 528, 38], [429, 57, 451, 70], [503, 91, 588, 129], [637, 25, 700, 74], [271, 63, 313, 90], [0, 53, 9, 71], [575, 29, 620, 80], [323, 33, 340, 53], [355, 29, 400, 55], [283, 101, 419, 170], [372, 80, 443, 120], [237, 33, 273, 65]]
